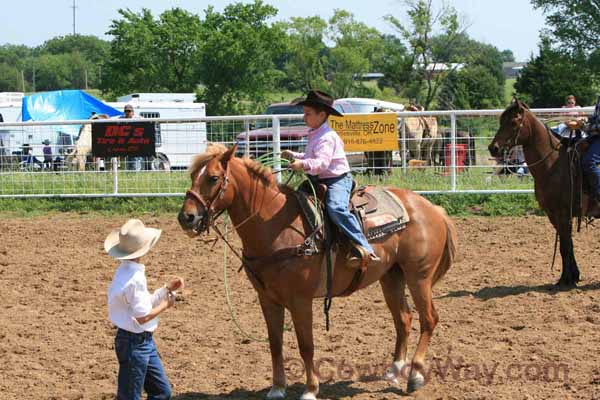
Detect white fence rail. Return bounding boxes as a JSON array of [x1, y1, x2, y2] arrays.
[[0, 107, 594, 198]]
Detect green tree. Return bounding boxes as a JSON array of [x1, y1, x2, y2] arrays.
[[0, 44, 33, 70], [32, 53, 90, 91], [103, 7, 202, 95], [374, 34, 411, 93], [500, 49, 515, 62], [531, 0, 600, 55], [323, 9, 386, 98], [385, 0, 464, 109], [282, 16, 329, 92], [38, 35, 109, 65], [0, 63, 21, 92], [514, 38, 597, 107], [439, 65, 504, 109], [196, 1, 286, 115]]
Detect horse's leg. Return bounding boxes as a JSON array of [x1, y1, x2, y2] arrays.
[[405, 277, 438, 393], [289, 298, 319, 400], [259, 294, 287, 399], [556, 216, 580, 287], [379, 265, 412, 384]]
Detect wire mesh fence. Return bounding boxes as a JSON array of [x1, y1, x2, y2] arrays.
[[0, 107, 594, 197]]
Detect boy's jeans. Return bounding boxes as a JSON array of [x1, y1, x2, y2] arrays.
[[321, 173, 374, 254], [115, 329, 172, 400]]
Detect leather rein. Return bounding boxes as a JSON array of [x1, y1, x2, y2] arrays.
[[504, 109, 559, 169], [184, 163, 314, 288]]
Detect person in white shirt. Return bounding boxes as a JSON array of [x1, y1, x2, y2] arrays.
[[105, 219, 184, 400]]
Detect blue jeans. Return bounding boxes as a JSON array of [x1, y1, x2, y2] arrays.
[[115, 329, 172, 400], [319, 173, 374, 254], [582, 136, 600, 199]]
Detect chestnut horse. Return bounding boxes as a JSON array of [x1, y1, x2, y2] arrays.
[[178, 144, 457, 398], [489, 99, 580, 287]]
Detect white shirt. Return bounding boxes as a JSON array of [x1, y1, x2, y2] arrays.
[[107, 261, 168, 333]]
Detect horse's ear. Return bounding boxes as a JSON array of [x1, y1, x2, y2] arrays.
[[220, 144, 238, 167]]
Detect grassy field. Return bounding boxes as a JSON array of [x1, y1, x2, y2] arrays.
[[0, 163, 533, 197], [0, 166, 540, 217]]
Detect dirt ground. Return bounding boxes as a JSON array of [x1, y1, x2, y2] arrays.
[[1, 214, 600, 400]]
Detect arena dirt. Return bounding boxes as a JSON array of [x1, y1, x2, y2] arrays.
[[1, 214, 599, 399]]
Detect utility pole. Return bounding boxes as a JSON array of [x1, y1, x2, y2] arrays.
[[71, 0, 77, 35]]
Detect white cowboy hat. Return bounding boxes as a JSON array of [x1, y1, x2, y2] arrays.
[[104, 219, 162, 260]]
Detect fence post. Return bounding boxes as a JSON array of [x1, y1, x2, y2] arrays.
[[112, 157, 119, 195], [401, 118, 407, 174], [450, 112, 457, 192], [244, 119, 250, 158], [272, 116, 281, 183]]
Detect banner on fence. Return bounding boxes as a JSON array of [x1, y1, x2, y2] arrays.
[[328, 113, 398, 151], [92, 122, 156, 157]]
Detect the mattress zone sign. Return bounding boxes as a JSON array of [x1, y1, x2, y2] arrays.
[[92, 122, 156, 157], [329, 113, 398, 151]]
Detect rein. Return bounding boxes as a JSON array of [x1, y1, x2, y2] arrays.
[[506, 110, 560, 169]]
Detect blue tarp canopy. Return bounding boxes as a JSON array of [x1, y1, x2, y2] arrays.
[[22, 90, 122, 121]]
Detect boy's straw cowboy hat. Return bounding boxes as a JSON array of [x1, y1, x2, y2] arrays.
[[104, 219, 162, 260]]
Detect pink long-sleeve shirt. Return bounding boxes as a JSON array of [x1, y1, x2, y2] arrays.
[[290, 121, 350, 179]]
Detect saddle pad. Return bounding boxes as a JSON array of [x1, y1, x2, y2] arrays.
[[358, 187, 410, 241]]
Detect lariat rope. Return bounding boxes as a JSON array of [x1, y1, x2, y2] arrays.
[[217, 154, 308, 342]]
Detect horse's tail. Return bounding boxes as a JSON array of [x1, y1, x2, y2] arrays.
[[432, 207, 457, 286]]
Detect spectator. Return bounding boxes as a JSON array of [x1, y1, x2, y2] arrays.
[[121, 104, 142, 170], [557, 95, 585, 138], [20, 143, 42, 170], [42, 139, 53, 170]]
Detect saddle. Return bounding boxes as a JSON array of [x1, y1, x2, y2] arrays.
[[294, 179, 410, 297]]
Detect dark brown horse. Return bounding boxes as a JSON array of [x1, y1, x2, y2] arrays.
[[489, 99, 581, 287], [178, 143, 457, 398]]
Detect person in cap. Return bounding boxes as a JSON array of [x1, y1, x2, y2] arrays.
[[42, 139, 52, 170], [105, 219, 184, 400], [281, 90, 380, 262], [123, 104, 135, 118]]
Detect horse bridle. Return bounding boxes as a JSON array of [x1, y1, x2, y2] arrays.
[[185, 162, 231, 234], [501, 107, 559, 168]]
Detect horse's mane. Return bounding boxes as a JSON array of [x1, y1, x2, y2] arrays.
[[189, 143, 229, 176], [189, 143, 276, 186]]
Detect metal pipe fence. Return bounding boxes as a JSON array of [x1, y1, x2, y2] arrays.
[[0, 107, 594, 198]]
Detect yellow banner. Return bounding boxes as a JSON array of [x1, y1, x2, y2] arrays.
[[328, 113, 398, 151]]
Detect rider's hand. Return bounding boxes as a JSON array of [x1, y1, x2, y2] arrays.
[[281, 150, 295, 161], [289, 160, 304, 171]]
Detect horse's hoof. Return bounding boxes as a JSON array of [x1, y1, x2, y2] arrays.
[[556, 279, 577, 289], [383, 368, 399, 384], [406, 370, 425, 393], [299, 391, 318, 400], [383, 360, 407, 384], [266, 386, 286, 399]]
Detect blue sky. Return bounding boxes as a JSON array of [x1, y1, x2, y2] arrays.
[[1, 0, 546, 61]]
